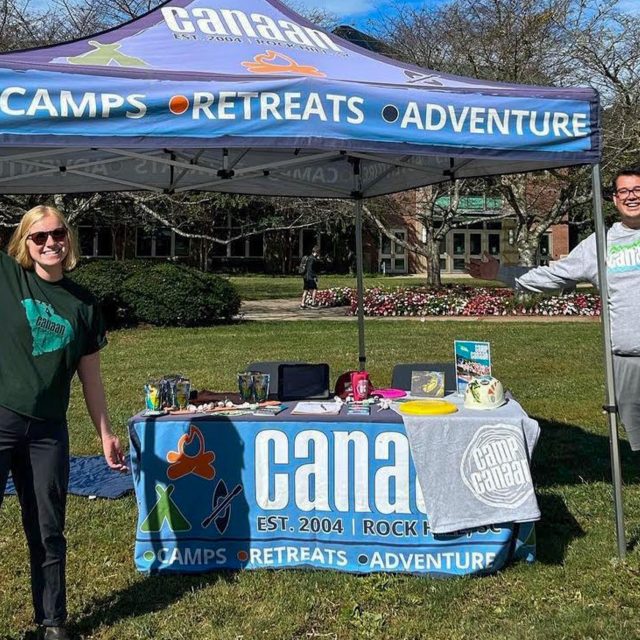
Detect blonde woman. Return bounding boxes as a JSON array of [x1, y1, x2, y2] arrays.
[[0, 205, 126, 640]]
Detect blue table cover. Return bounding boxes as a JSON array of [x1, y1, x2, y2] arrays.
[[129, 406, 535, 576]]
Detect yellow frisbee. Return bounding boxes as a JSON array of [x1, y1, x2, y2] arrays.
[[398, 399, 458, 416]]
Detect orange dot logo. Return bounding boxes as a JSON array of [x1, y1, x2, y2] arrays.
[[237, 550, 248, 562], [169, 95, 190, 115]]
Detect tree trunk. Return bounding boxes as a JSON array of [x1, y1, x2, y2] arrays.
[[518, 239, 538, 267], [202, 240, 210, 272], [424, 238, 442, 287]]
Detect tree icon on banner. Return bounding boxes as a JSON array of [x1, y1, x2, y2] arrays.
[[140, 484, 192, 533], [67, 41, 150, 68]]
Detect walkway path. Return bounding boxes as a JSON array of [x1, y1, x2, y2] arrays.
[[239, 299, 599, 322], [240, 299, 351, 321]]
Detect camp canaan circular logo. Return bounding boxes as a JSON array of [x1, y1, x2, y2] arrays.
[[460, 424, 533, 508]]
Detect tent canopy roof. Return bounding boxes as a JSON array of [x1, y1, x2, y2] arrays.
[[0, 0, 600, 197]]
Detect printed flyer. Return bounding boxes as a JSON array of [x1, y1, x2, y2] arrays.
[[454, 340, 492, 395]]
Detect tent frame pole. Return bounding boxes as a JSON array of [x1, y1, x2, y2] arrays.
[[592, 163, 626, 558], [352, 158, 366, 371]]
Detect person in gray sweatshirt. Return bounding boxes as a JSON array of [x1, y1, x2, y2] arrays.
[[467, 167, 640, 450]]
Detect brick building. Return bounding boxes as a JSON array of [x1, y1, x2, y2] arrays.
[[1, 189, 573, 276]]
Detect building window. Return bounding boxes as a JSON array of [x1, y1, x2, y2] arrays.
[[469, 232, 482, 255], [302, 229, 318, 256], [539, 234, 551, 266], [210, 213, 265, 258], [135, 227, 190, 258], [230, 231, 245, 257], [78, 226, 113, 258], [248, 234, 264, 257], [175, 234, 190, 257], [210, 241, 227, 257], [154, 229, 172, 257], [136, 228, 153, 257], [488, 233, 501, 256], [378, 228, 408, 274], [78, 227, 94, 257], [210, 232, 265, 258]]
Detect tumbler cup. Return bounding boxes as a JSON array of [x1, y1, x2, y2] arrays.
[[161, 375, 181, 408], [237, 372, 254, 402], [144, 380, 163, 411], [252, 373, 270, 403], [176, 378, 191, 409]]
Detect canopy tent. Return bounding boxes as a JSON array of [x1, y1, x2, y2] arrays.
[[0, 0, 623, 556], [0, 0, 599, 195]]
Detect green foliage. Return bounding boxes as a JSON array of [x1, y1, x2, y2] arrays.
[[121, 262, 240, 327], [70, 260, 240, 327], [69, 260, 135, 327]]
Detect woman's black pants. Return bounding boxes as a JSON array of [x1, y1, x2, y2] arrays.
[[0, 405, 69, 627]]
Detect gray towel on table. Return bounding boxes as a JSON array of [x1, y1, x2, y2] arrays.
[[403, 397, 541, 534]]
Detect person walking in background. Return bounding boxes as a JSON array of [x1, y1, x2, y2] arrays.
[[299, 245, 320, 309], [467, 167, 640, 452], [0, 205, 127, 640], [347, 249, 357, 276]]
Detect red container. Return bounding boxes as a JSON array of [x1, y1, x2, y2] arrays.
[[350, 371, 371, 401]]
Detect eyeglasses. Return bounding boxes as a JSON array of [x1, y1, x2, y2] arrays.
[[614, 186, 640, 198], [26, 227, 67, 246]]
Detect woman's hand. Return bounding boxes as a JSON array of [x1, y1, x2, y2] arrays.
[[466, 252, 500, 280], [102, 432, 128, 472], [78, 352, 127, 472]]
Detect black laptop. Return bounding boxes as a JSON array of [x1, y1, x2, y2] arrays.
[[277, 363, 331, 401]]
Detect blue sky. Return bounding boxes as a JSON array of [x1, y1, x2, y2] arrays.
[[295, 0, 639, 27], [27, 0, 638, 29], [292, 0, 442, 29], [26, 0, 442, 30]]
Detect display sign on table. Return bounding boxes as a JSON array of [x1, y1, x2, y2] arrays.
[[454, 340, 492, 395]]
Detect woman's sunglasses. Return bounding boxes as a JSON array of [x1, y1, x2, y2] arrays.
[[26, 227, 68, 246]]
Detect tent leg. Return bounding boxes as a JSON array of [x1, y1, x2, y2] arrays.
[[354, 196, 366, 371], [352, 158, 366, 371], [592, 164, 626, 558]]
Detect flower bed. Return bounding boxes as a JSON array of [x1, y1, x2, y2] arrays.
[[314, 286, 353, 308], [315, 285, 601, 317]]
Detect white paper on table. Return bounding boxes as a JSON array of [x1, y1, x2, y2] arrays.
[[291, 401, 341, 416]]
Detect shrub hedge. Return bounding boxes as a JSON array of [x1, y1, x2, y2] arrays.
[[69, 260, 241, 328]]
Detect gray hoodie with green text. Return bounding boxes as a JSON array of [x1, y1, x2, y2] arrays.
[[498, 222, 640, 355]]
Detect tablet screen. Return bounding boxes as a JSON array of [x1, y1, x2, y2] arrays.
[[278, 364, 330, 401]]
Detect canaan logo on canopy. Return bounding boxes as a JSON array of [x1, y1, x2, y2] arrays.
[[161, 6, 341, 52]]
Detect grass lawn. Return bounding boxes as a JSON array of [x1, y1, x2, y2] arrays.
[[228, 274, 502, 300], [2, 320, 640, 639]]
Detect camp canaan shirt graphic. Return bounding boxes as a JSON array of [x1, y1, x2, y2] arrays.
[[0, 251, 106, 421], [21, 298, 74, 356]]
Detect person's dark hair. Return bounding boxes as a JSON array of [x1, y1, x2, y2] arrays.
[[312, 245, 320, 254], [613, 167, 640, 192]]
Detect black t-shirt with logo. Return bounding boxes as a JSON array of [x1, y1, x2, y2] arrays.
[[0, 251, 107, 421]]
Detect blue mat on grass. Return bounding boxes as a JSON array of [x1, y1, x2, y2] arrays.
[[4, 455, 133, 499]]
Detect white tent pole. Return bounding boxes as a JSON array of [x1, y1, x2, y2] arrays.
[[592, 163, 626, 558], [352, 158, 366, 371]]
